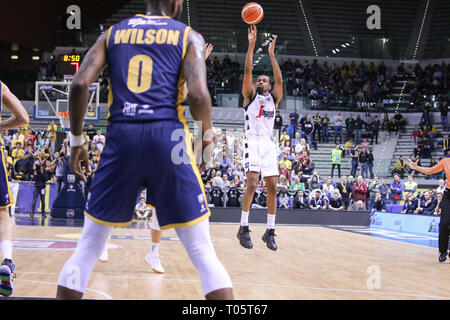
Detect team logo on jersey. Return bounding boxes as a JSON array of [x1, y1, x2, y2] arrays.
[[128, 18, 168, 28], [260, 109, 274, 119], [123, 102, 137, 116]]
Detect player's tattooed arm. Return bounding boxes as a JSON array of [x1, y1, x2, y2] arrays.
[[69, 32, 108, 136], [268, 35, 283, 108], [242, 25, 257, 106], [0, 82, 29, 130]]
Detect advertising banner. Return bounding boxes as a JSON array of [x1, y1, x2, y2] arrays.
[[370, 211, 439, 237]]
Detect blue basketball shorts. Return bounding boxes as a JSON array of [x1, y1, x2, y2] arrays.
[[84, 119, 210, 229], [0, 147, 13, 208]]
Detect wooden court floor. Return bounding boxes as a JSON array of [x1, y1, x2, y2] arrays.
[[7, 221, 450, 300]]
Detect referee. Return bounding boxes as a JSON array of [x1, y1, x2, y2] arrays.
[[407, 157, 450, 262]]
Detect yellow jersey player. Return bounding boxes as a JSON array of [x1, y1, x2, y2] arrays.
[[0, 81, 30, 296]]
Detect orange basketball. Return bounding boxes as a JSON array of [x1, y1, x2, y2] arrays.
[[241, 2, 264, 25]]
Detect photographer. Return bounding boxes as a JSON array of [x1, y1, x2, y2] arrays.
[[30, 163, 51, 218], [53, 152, 66, 193]]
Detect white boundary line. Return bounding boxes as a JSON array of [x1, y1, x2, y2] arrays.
[[14, 278, 112, 300], [18, 271, 450, 300]]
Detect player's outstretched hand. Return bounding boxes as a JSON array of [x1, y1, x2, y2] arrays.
[[268, 35, 278, 57], [204, 43, 214, 60], [248, 25, 257, 45], [406, 157, 419, 170], [197, 138, 214, 174], [70, 146, 91, 183]]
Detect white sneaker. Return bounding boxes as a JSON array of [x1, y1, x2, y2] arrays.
[[145, 252, 165, 274], [99, 247, 109, 262]]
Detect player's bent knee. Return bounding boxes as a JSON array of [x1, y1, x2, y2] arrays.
[[175, 219, 233, 296], [57, 216, 113, 294]]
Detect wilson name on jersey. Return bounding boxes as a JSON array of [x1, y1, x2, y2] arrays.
[[244, 93, 276, 137], [106, 15, 190, 122]]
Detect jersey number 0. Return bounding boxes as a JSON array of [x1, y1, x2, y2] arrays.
[[127, 54, 153, 94]]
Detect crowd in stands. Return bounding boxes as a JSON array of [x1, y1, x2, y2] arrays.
[[282, 59, 450, 112], [2, 122, 105, 198], [0, 113, 445, 217], [405, 62, 450, 107], [281, 108, 389, 145], [206, 55, 241, 105], [197, 113, 445, 216], [282, 59, 396, 111], [387, 104, 450, 180]]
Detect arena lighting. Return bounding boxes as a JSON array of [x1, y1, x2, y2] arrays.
[[332, 50, 336, 54], [32, 56, 40, 61], [341, 44, 346, 47], [412, 0, 430, 59], [298, 0, 318, 56], [10, 55, 18, 60], [335, 48, 340, 52], [186, 0, 191, 26], [345, 42, 350, 46]]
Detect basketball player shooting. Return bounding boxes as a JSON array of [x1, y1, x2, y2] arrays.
[[237, 25, 283, 251], [56, 0, 233, 300]]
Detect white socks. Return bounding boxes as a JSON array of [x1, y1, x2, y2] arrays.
[[240, 211, 249, 226], [241, 212, 276, 229], [151, 242, 160, 254], [267, 214, 276, 230], [0, 240, 12, 261]]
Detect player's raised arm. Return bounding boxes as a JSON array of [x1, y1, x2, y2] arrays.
[[183, 30, 213, 171], [242, 25, 257, 105], [268, 35, 283, 107], [0, 82, 29, 130], [182, 43, 214, 99], [68, 32, 108, 182]]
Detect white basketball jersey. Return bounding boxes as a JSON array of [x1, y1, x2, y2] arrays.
[[244, 93, 276, 138]]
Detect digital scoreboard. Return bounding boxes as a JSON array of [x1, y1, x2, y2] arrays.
[[57, 54, 82, 76]]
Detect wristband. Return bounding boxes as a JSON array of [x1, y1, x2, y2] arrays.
[[70, 133, 85, 147]]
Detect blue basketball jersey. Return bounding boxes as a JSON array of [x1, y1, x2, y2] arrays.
[[0, 82, 4, 147], [105, 15, 190, 122]]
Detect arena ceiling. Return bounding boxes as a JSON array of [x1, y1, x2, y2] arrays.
[[1, 0, 129, 50]]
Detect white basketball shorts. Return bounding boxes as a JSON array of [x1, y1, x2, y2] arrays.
[[243, 135, 279, 179]]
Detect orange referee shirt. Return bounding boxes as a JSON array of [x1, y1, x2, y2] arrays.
[[422, 158, 450, 188]]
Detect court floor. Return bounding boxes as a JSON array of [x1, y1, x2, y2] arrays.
[[6, 215, 450, 300]]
